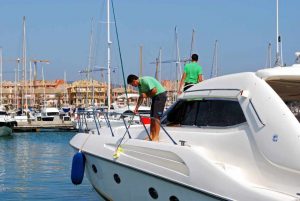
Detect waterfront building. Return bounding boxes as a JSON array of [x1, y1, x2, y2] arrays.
[[0, 79, 177, 110], [112, 86, 138, 106], [68, 80, 107, 107], [161, 80, 178, 107]]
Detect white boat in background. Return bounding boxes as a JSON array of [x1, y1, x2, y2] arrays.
[[0, 48, 17, 136], [70, 54, 300, 200], [114, 93, 139, 107], [37, 107, 60, 121], [14, 109, 36, 123], [73, 93, 151, 131], [72, 107, 100, 131], [0, 106, 17, 136]]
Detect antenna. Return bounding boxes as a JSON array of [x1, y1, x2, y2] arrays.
[[266, 43, 272, 68], [295, 52, 300, 64], [274, 0, 282, 67], [210, 40, 218, 78]]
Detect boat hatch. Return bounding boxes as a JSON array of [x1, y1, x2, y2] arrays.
[[266, 78, 300, 122], [161, 99, 246, 127]]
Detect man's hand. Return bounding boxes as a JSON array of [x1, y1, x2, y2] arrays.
[[178, 90, 182, 95], [141, 93, 147, 98]]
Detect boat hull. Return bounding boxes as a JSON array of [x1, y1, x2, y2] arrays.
[[82, 152, 224, 201], [70, 131, 299, 201]]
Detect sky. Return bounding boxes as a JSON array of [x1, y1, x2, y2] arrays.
[[0, 0, 300, 84]]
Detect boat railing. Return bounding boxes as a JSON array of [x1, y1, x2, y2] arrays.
[[113, 112, 177, 145], [75, 108, 114, 136], [76, 109, 177, 145]]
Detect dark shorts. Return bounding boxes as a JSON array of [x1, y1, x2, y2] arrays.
[[183, 82, 195, 91], [151, 92, 167, 119]]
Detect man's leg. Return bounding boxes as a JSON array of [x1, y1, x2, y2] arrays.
[[151, 118, 160, 141], [149, 118, 156, 140], [148, 92, 166, 142]]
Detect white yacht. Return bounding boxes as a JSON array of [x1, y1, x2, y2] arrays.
[[37, 107, 60, 121], [0, 106, 17, 136], [70, 53, 300, 200]]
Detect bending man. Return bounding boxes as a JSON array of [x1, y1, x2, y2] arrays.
[[127, 74, 167, 142]]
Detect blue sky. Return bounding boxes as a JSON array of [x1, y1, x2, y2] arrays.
[[0, 0, 299, 84]]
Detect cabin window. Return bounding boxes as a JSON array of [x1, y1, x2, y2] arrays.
[[162, 99, 246, 127], [266, 79, 300, 122], [285, 101, 300, 122], [47, 112, 59, 116]]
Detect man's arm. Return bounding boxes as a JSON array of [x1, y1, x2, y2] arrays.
[[178, 73, 186, 94], [134, 93, 146, 113], [198, 74, 203, 82], [148, 87, 157, 97]]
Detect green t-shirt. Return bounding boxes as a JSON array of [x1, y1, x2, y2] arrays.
[[138, 76, 166, 96], [184, 62, 202, 83]]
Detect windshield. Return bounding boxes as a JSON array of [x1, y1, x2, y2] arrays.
[[161, 99, 246, 127]]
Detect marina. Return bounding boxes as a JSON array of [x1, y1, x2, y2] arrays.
[[1, 0, 300, 201]]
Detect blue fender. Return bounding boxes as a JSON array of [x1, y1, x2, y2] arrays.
[[71, 151, 85, 185]]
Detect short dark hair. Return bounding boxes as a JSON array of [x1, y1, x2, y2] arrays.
[[127, 74, 139, 84], [191, 54, 198, 61]]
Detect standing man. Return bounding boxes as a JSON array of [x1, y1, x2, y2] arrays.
[[127, 74, 167, 142], [178, 53, 203, 94]]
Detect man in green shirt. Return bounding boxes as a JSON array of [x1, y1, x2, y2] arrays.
[[127, 74, 167, 142], [178, 54, 203, 94]]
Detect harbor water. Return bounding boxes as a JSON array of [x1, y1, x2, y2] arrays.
[[0, 131, 100, 201]]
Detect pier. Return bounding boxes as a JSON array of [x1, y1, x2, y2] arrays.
[[13, 120, 75, 132]]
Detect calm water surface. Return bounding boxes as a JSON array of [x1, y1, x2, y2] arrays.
[[0, 131, 100, 201]]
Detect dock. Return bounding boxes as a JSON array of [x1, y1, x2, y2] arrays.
[[13, 120, 76, 132]]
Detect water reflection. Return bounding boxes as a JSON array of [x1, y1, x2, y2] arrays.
[[0, 132, 99, 201]]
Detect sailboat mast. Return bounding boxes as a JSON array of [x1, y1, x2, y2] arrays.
[[22, 16, 27, 111], [175, 27, 182, 89], [139, 45, 143, 77], [107, 0, 111, 112], [159, 48, 162, 82], [210, 40, 219, 78], [42, 65, 46, 109], [14, 59, 17, 110], [86, 18, 95, 108], [190, 29, 195, 57], [16, 58, 20, 109], [64, 71, 69, 106], [88, 18, 94, 81], [29, 61, 32, 107]]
